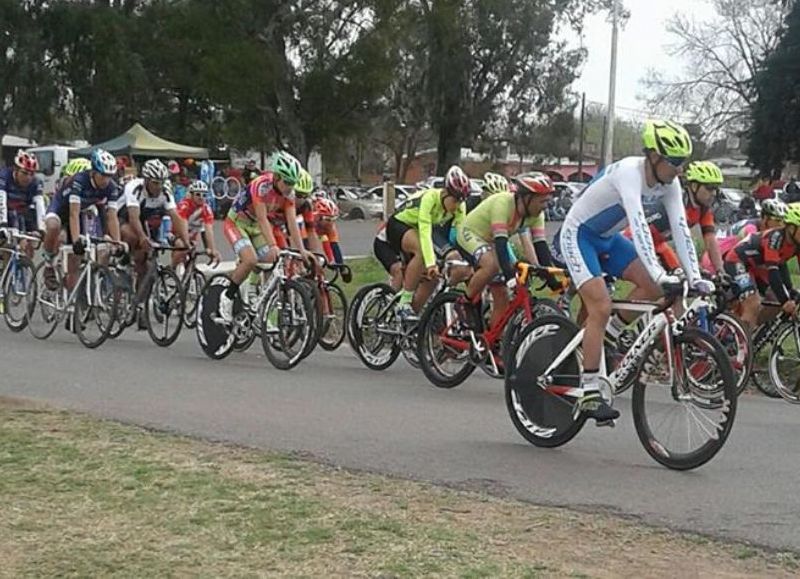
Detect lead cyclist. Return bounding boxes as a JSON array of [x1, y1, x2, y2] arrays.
[[559, 120, 714, 425]]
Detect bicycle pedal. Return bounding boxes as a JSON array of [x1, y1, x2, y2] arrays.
[[595, 418, 616, 428]]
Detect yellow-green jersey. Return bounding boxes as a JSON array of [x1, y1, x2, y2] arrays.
[[460, 192, 542, 245], [393, 188, 465, 267]]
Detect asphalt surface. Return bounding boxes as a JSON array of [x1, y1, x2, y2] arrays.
[[1, 316, 799, 553]]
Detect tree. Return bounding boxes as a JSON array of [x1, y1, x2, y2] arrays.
[[644, 0, 789, 138], [748, 1, 800, 173]]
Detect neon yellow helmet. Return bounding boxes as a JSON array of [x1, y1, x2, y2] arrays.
[[294, 168, 314, 197], [483, 172, 509, 195], [61, 158, 92, 178], [784, 203, 800, 226], [642, 120, 693, 159], [684, 161, 723, 185]]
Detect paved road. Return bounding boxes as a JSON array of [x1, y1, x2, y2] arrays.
[[1, 325, 799, 553]]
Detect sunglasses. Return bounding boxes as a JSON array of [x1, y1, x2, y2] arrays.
[[664, 156, 687, 168], [17, 169, 35, 177]]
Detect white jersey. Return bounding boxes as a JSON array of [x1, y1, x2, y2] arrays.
[[563, 156, 700, 283], [118, 178, 176, 214]]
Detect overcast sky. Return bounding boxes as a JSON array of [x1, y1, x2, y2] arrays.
[[571, 0, 717, 118]]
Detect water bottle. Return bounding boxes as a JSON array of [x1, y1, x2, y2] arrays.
[[159, 215, 172, 244]]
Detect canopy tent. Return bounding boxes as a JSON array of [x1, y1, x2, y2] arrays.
[[71, 123, 209, 159]]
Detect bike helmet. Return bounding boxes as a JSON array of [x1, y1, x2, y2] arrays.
[[14, 150, 39, 172], [762, 199, 788, 220], [444, 165, 471, 199], [684, 161, 723, 185], [294, 168, 314, 198], [141, 159, 169, 181], [642, 119, 693, 159], [314, 197, 339, 220], [91, 148, 117, 176], [483, 172, 509, 195], [270, 150, 302, 185], [784, 203, 800, 226], [515, 173, 555, 197], [188, 180, 209, 196], [61, 158, 91, 178]]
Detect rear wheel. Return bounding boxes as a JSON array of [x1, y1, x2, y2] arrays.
[[350, 283, 402, 371], [26, 261, 62, 340], [505, 315, 587, 448], [196, 274, 237, 360], [319, 282, 348, 351]]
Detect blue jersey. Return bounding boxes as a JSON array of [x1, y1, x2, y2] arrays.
[[54, 170, 120, 212], [0, 166, 43, 212]]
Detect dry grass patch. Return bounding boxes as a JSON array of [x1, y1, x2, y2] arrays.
[[0, 397, 796, 578]]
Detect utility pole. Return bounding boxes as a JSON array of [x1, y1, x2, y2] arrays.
[[602, 0, 619, 168], [577, 92, 586, 181]]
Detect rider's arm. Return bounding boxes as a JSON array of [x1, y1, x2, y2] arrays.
[[168, 207, 191, 246], [489, 195, 516, 281], [764, 230, 791, 302], [106, 207, 121, 242], [69, 200, 81, 243], [704, 231, 725, 273], [417, 191, 438, 268], [618, 186, 667, 283], [518, 230, 539, 266], [284, 203, 305, 251], [660, 184, 702, 283], [253, 201, 278, 248]]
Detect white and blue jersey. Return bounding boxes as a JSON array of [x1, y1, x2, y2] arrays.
[[559, 156, 700, 288], [0, 166, 44, 230]]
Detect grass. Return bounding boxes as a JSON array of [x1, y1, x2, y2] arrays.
[[343, 256, 389, 300], [0, 397, 798, 577]]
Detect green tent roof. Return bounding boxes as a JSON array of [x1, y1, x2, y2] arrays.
[[72, 123, 208, 159]]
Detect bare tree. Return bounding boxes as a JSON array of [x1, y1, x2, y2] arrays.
[[643, 0, 790, 137]]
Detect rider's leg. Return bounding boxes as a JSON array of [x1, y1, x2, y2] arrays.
[[399, 228, 423, 303], [739, 293, 761, 330], [465, 248, 499, 301], [618, 259, 662, 321], [488, 284, 510, 330]]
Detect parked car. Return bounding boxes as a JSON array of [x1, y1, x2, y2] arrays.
[[548, 181, 586, 221], [333, 186, 383, 220], [364, 184, 417, 209]]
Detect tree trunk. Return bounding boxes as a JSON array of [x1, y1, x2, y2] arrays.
[[436, 121, 461, 174], [400, 130, 418, 183]]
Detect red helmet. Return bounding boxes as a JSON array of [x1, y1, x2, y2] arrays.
[[444, 165, 471, 199], [14, 150, 39, 173], [314, 197, 339, 220], [515, 173, 554, 196]]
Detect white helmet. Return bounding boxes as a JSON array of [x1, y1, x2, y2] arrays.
[[142, 159, 169, 181], [188, 180, 209, 195], [91, 149, 117, 176]]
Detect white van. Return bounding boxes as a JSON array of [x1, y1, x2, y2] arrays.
[[27, 145, 77, 196]]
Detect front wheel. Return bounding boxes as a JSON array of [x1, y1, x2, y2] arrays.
[[74, 264, 118, 349], [632, 327, 737, 470], [768, 322, 800, 403], [260, 279, 314, 370], [349, 283, 401, 371], [3, 255, 34, 332], [319, 282, 348, 351], [416, 290, 476, 388], [182, 270, 206, 329], [145, 266, 185, 347], [505, 315, 587, 448]]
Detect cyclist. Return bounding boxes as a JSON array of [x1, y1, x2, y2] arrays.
[[314, 195, 344, 265], [0, 150, 45, 257], [560, 120, 712, 424], [386, 165, 470, 319], [722, 203, 800, 329], [43, 148, 123, 290], [172, 179, 221, 267], [220, 150, 305, 322], [289, 168, 325, 258], [702, 199, 787, 272], [456, 174, 556, 331], [119, 159, 191, 281], [57, 158, 92, 191], [627, 161, 726, 277]]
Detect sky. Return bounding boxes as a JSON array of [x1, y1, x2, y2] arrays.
[[570, 0, 717, 119]]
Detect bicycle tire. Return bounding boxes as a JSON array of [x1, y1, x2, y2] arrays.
[[712, 312, 752, 396], [632, 327, 737, 470], [182, 270, 206, 329], [349, 283, 402, 371], [505, 315, 587, 448], [260, 278, 314, 370], [145, 266, 185, 347], [768, 322, 800, 404], [26, 261, 62, 340], [295, 277, 322, 360], [108, 269, 135, 339], [319, 282, 348, 351], [74, 264, 118, 349], [195, 274, 237, 360], [3, 255, 34, 332], [416, 290, 476, 388]]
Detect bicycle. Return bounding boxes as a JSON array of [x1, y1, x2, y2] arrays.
[[348, 257, 472, 372], [0, 227, 39, 332], [196, 248, 315, 370], [505, 280, 737, 471], [175, 249, 219, 329], [316, 261, 351, 351], [26, 236, 123, 349], [415, 263, 565, 388], [109, 243, 187, 347], [747, 301, 800, 402]]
